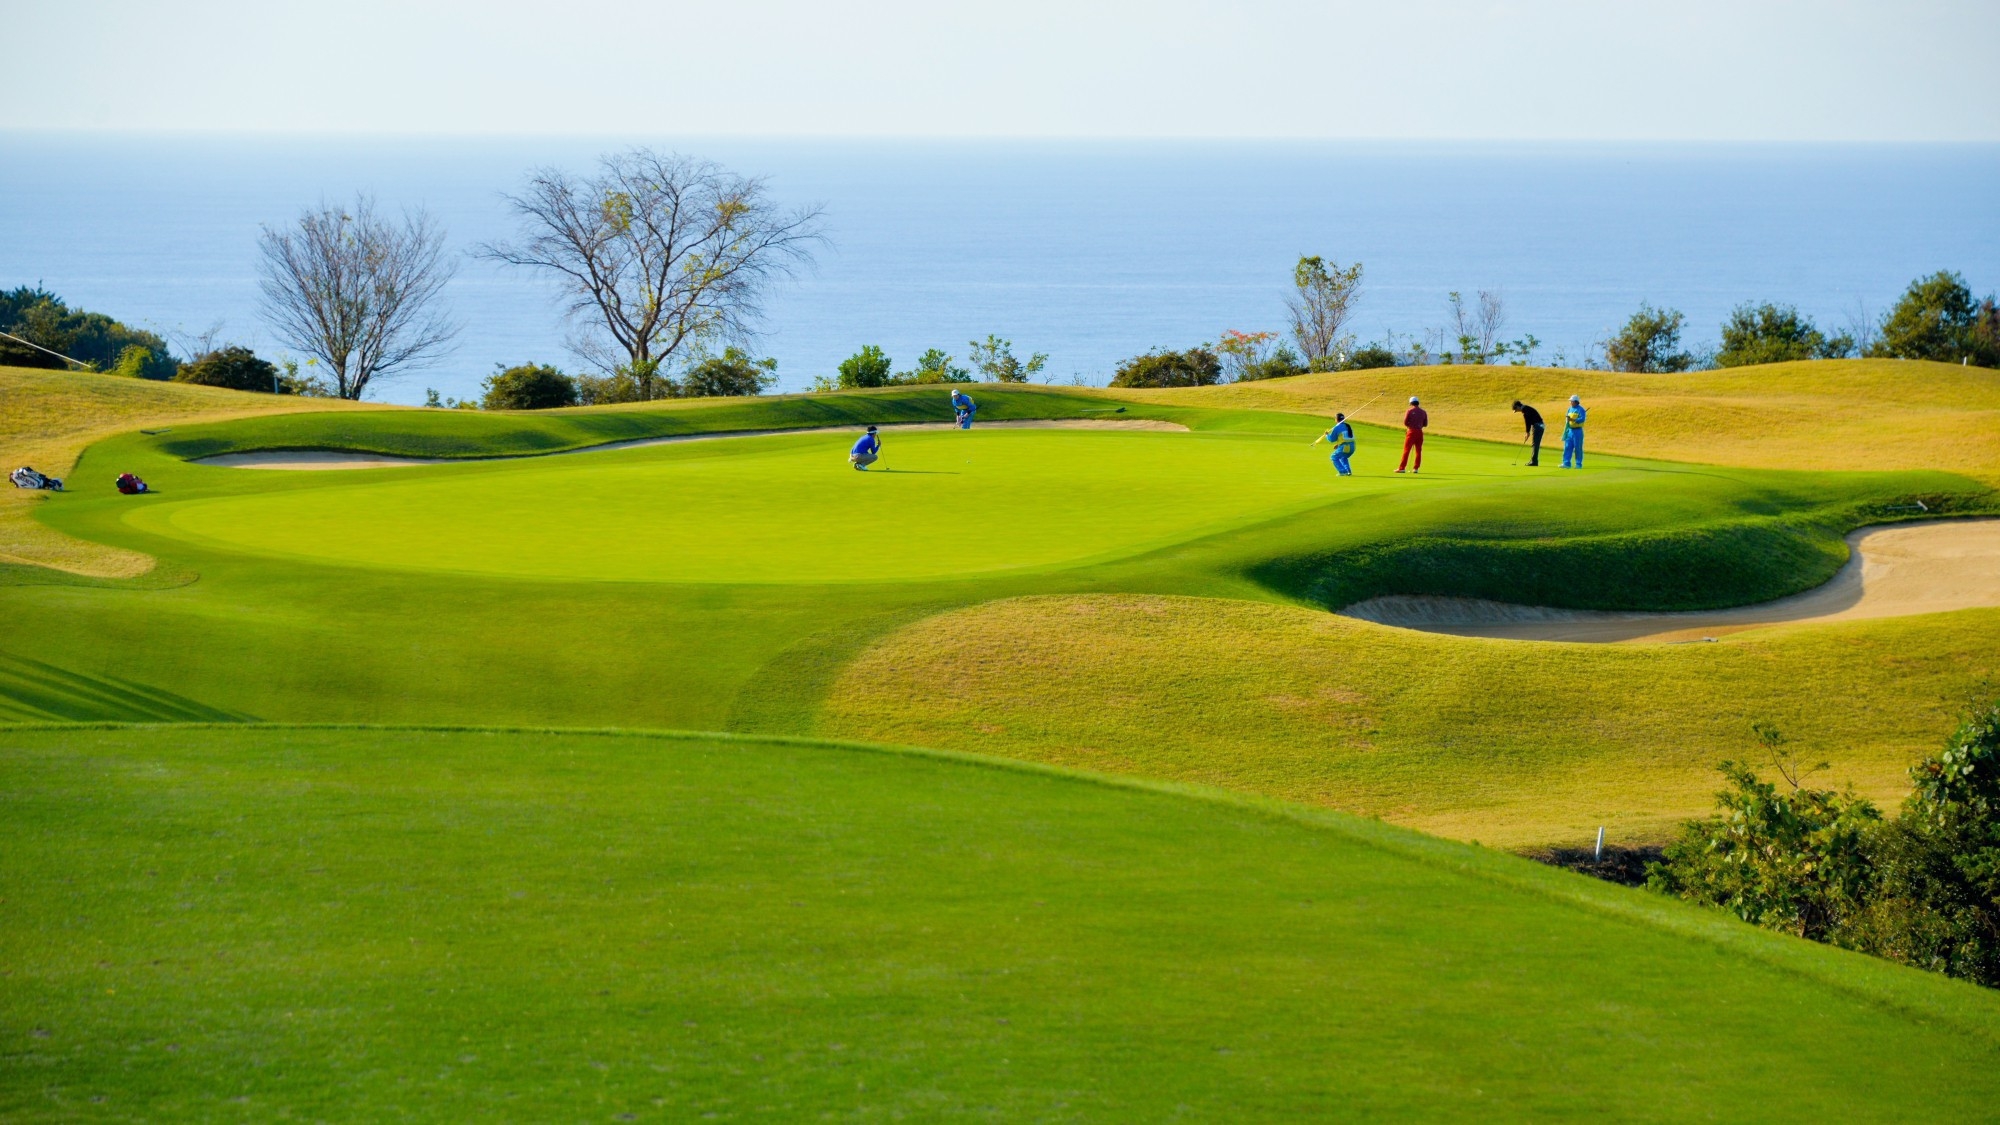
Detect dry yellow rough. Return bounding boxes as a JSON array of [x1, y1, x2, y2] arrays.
[[1113, 358, 2000, 480], [817, 593, 2000, 849], [0, 365, 380, 575]]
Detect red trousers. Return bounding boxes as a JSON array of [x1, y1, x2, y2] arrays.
[[1399, 429, 1424, 471]]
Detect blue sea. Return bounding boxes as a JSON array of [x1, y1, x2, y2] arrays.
[[3, 133, 1996, 404]]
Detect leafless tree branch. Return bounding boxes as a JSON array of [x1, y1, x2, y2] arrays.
[[257, 196, 459, 400], [479, 148, 826, 399]]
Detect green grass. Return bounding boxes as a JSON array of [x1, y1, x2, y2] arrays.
[[4, 394, 1993, 830], [134, 428, 1371, 583], [149, 383, 1143, 461], [7, 724, 2000, 1121]]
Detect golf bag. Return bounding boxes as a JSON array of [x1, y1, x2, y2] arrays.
[[9, 466, 61, 491], [115, 472, 150, 495]]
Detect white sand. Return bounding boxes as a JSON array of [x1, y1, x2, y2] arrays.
[[196, 418, 1188, 471], [1341, 518, 2000, 643]]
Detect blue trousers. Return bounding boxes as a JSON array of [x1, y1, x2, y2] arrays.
[[1562, 428, 1583, 467], [1331, 451, 1352, 475], [957, 409, 974, 429]]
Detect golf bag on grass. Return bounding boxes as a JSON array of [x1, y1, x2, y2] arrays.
[[115, 472, 150, 495], [9, 466, 62, 491]]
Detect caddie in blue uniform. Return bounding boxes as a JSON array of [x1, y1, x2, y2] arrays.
[[950, 389, 977, 429], [1562, 395, 1587, 468], [1314, 412, 1357, 476]]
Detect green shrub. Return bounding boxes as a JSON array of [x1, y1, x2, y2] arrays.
[[1868, 271, 1999, 367], [898, 348, 972, 384], [1716, 303, 1853, 367], [173, 346, 282, 393], [1109, 347, 1222, 388], [574, 371, 646, 405], [1853, 701, 2000, 985], [967, 335, 1046, 383], [1237, 343, 1307, 382], [1340, 344, 1398, 371], [836, 345, 893, 389], [1646, 700, 2000, 987], [481, 363, 579, 410], [0, 286, 178, 378], [1605, 303, 1694, 373], [681, 347, 779, 397], [1646, 734, 1880, 942]]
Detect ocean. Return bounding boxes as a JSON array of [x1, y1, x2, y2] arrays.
[[3, 133, 1995, 403]]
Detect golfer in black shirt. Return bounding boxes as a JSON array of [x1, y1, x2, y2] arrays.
[[1512, 400, 1545, 466]]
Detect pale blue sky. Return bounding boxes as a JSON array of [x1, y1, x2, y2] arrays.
[[7, 0, 1997, 140]]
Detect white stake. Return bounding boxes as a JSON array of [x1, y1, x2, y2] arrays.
[[1594, 826, 1605, 862]]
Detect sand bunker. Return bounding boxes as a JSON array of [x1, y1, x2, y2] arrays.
[[1342, 518, 2000, 643], [197, 418, 1188, 471]]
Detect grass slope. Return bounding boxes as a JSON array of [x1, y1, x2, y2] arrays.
[[4, 388, 1992, 849], [0, 366, 377, 575], [6, 725, 1999, 1121], [1115, 358, 2000, 479], [817, 594, 2000, 848]]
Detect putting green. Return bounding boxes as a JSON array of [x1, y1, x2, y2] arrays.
[[132, 427, 1507, 583]]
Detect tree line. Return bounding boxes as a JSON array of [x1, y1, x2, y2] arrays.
[[1103, 256, 2000, 388]]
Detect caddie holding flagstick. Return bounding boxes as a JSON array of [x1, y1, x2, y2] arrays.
[[1313, 413, 1357, 476]]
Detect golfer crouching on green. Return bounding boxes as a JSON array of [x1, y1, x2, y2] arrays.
[[850, 425, 882, 470]]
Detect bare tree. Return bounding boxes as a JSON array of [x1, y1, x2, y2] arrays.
[[258, 196, 459, 400], [1446, 289, 1509, 362], [1286, 255, 1364, 370], [480, 149, 825, 400]]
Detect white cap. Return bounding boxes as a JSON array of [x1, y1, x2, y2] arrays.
[[1570, 394, 1581, 403], [1409, 396, 1419, 404]]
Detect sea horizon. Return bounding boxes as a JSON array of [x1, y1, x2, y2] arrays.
[[5, 131, 1996, 403]]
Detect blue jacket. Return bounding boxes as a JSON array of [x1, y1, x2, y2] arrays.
[[851, 433, 880, 455]]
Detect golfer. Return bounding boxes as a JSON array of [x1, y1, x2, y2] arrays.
[[1512, 400, 1546, 466], [850, 425, 881, 470], [1314, 413, 1357, 476], [950, 388, 977, 429], [1396, 396, 1427, 474], [1562, 395, 1586, 469]]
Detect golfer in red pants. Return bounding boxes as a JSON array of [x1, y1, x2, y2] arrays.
[[1396, 396, 1427, 473]]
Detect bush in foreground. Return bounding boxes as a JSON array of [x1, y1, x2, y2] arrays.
[[1650, 701, 2000, 986]]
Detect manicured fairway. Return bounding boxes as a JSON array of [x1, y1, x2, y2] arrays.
[[6, 725, 2000, 1121], [136, 425, 1535, 583]]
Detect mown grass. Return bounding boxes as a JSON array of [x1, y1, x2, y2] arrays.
[[6, 725, 2000, 1122], [0, 366, 377, 575], [816, 594, 2000, 849], [1114, 358, 2000, 480], [3, 392, 1989, 828], [150, 382, 1146, 462]]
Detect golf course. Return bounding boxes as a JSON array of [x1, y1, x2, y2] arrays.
[[6, 359, 2000, 1118]]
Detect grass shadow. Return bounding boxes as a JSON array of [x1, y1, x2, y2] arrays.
[[0, 651, 253, 723]]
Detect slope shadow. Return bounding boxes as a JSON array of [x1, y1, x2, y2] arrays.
[[0, 652, 254, 723]]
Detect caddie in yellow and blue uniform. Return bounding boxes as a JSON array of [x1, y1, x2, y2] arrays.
[[1561, 395, 1587, 469], [1315, 412, 1357, 476]]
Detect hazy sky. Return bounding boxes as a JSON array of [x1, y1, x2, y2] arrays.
[[7, 0, 1997, 140]]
